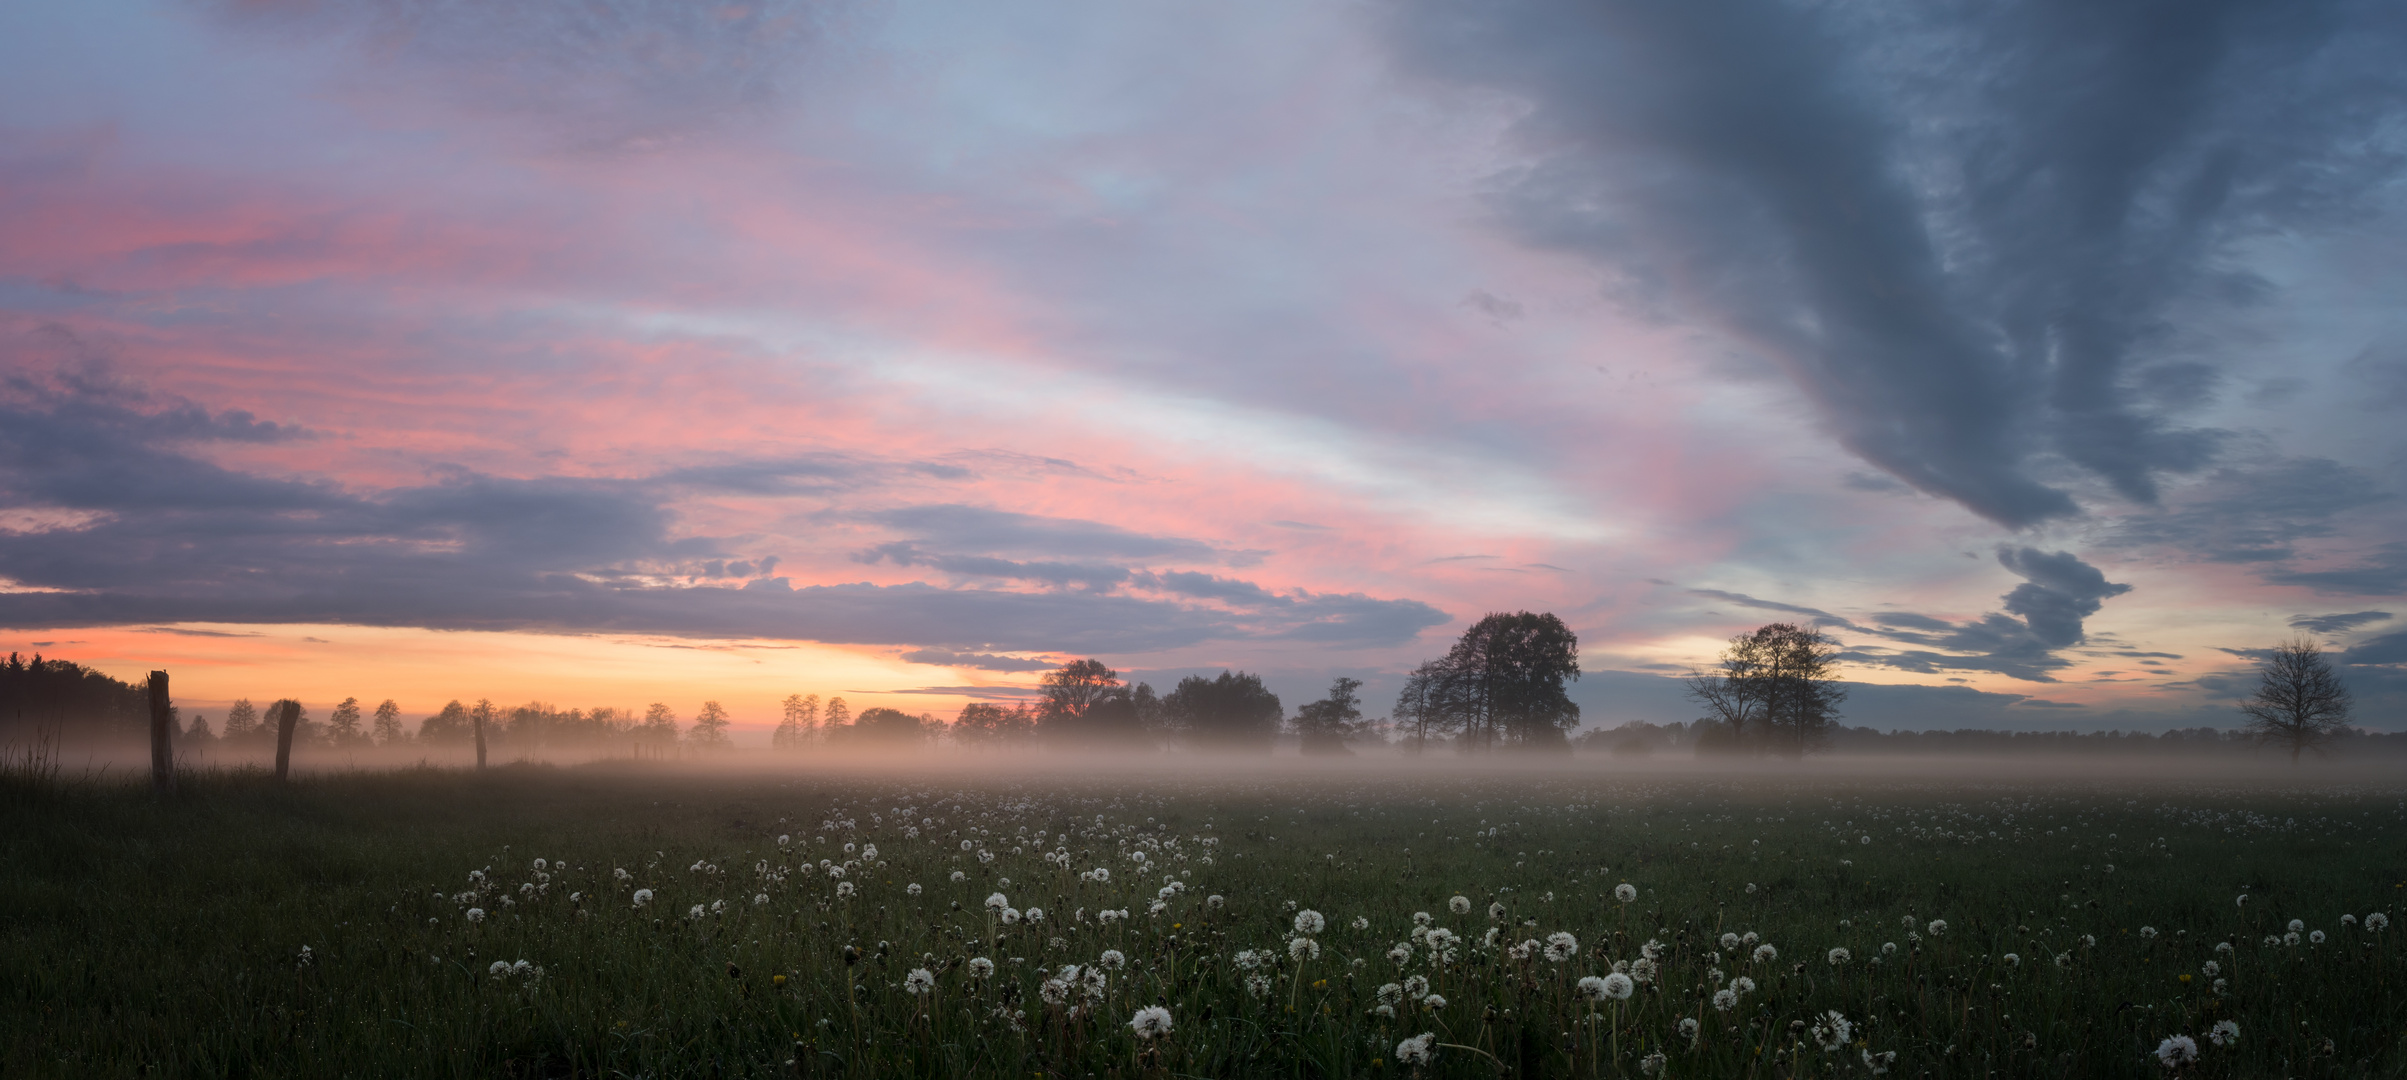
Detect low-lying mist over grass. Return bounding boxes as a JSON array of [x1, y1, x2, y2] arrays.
[[6, 760, 2403, 1077]]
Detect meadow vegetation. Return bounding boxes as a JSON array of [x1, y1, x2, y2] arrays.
[[5, 760, 2405, 1078]]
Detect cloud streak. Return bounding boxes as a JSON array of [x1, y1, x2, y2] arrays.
[[1386, 0, 2407, 526]]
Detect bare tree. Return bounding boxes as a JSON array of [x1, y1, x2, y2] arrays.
[[774, 693, 821, 750], [2237, 637, 2352, 762]]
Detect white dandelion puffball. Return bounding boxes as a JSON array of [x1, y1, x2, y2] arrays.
[[687, 904, 706, 920], [1927, 920, 1947, 937], [1811, 1010, 1853, 1052], [1881, 942, 1897, 956], [1576, 975, 1609, 1001], [1712, 989, 1739, 1012], [466, 908, 486, 924], [1387, 943, 1413, 965], [1290, 937, 1321, 961], [1092, 868, 1111, 883], [1731, 975, 1756, 994], [1099, 949, 1127, 970], [1827, 947, 1851, 966], [1719, 932, 1740, 950], [1026, 907, 1045, 923], [907, 883, 922, 897], [2311, 930, 2326, 944], [1295, 910, 1326, 936], [986, 892, 1009, 912], [1615, 883, 1639, 903], [1403, 974, 1430, 997], [1352, 915, 1371, 931], [1377, 982, 1405, 1006], [2369, 913, 2390, 932], [2003, 953, 2021, 968], [1601, 972, 1635, 1000], [2235, 894, 2249, 909], [1449, 895, 1472, 915], [1545, 932, 1579, 962], [2156, 1034, 2199, 1069], [1128, 1005, 1173, 1040], [777, 834, 790, 847], [904, 968, 935, 995], [1752, 944, 1778, 964], [632, 889, 653, 908], [1000, 907, 1022, 925], [2289, 919, 2306, 933], [1488, 901, 1508, 922], [968, 957, 994, 979], [1395, 1033, 1438, 1066], [1642, 1050, 1669, 1076], [2139, 926, 2158, 939], [1208, 894, 1225, 908], [2208, 1020, 2239, 1047], [489, 960, 510, 976], [1421, 992, 1447, 1011], [835, 881, 855, 897], [1678, 1017, 1699, 1039], [949, 870, 966, 883]]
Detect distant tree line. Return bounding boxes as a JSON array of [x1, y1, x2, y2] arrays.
[[1, 653, 150, 742], [1583, 720, 2407, 757]]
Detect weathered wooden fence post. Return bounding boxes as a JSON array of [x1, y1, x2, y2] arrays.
[[147, 670, 175, 793], [472, 710, 487, 771], [273, 699, 300, 782]]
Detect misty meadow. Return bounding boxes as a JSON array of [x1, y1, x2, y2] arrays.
[[10, 0, 2407, 1076]]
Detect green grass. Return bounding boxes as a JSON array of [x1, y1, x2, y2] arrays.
[[5, 761, 2405, 1078]]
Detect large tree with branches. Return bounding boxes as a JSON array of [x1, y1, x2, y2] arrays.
[[2237, 637, 2352, 762]]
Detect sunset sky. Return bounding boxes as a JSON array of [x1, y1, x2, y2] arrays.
[[5, 0, 2406, 736]]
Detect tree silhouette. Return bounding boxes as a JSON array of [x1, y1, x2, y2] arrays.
[[640, 703, 679, 750], [1687, 623, 1845, 756], [371, 699, 403, 744], [830, 706, 928, 747], [329, 697, 364, 746], [420, 700, 471, 744], [1399, 612, 1581, 751], [1294, 677, 1365, 755], [773, 694, 821, 750], [689, 701, 733, 748], [1164, 670, 1283, 752], [1037, 659, 1154, 747], [2238, 637, 2352, 762], [224, 698, 259, 741], [953, 702, 1036, 745]]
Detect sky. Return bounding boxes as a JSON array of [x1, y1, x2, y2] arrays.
[[4, 0, 2407, 736]]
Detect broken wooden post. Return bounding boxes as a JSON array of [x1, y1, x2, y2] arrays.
[[147, 670, 174, 794], [273, 698, 300, 781]]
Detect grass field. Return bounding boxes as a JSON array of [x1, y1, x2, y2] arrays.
[[5, 759, 2405, 1078]]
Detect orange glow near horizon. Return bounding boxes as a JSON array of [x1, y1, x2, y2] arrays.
[[13, 623, 1029, 735]]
